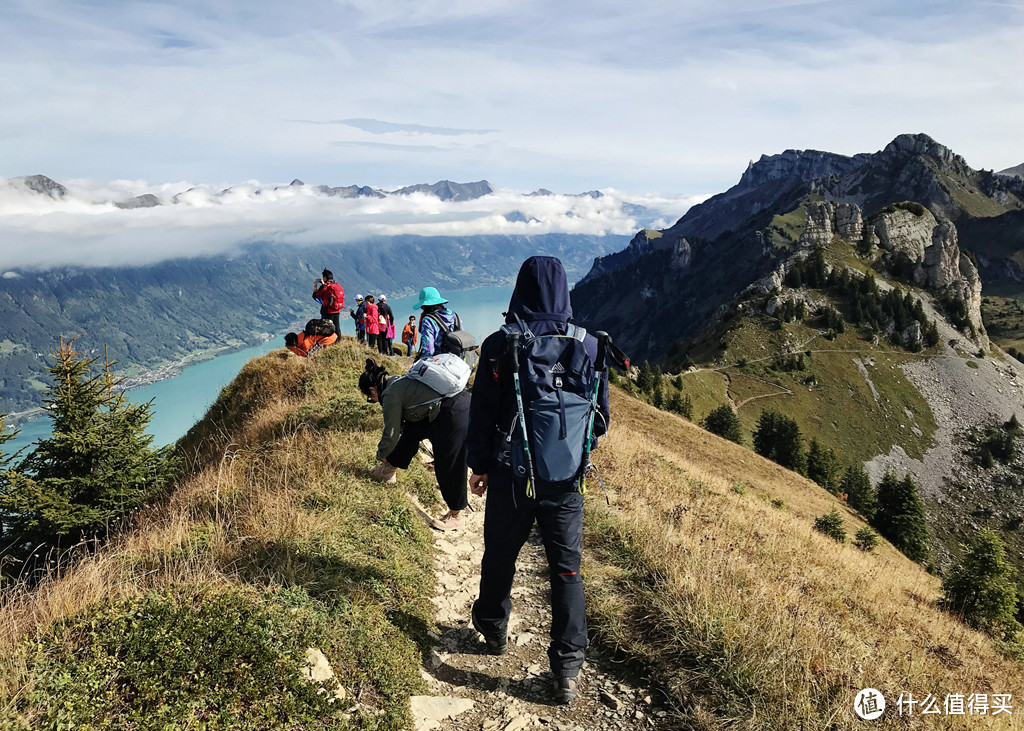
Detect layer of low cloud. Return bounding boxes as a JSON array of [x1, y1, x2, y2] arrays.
[[0, 176, 701, 270]]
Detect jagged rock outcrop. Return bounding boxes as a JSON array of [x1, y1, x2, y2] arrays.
[[793, 201, 864, 250], [739, 149, 868, 191], [578, 229, 691, 286], [873, 205, 986, 344]]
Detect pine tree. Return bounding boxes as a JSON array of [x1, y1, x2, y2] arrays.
[[806, 440, 839, 493], [637, 361, 654, 393], [872, 472, 930, 563], [753, 410, 807, 475], [942, 528, 1021, 639], [840, 465, 876, 520], [702, 405, 743, 444], [0, 338, 177, 549]]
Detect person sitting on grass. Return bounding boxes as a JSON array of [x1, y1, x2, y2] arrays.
[[358, 358, 469, 531]]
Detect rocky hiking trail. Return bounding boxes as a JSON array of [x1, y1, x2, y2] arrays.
[[407, 490, 671, 731]]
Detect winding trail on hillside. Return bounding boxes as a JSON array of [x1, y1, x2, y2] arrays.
[[406, 489, 669, 731]]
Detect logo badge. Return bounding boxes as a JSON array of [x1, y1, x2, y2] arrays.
[[550, 362, 566, 374], [855, 688, 885, 720]]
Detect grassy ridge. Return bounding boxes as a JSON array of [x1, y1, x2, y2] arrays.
[[0, 338, 1020, 729], [1, 340, 441, 729], [585, 389, 1023, 729]]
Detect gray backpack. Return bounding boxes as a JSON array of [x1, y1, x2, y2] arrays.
[[424, 312, 479, 368], [404, 353, 471, 399]]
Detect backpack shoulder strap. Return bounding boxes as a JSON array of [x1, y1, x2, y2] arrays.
[[424, 311, 452, 334]]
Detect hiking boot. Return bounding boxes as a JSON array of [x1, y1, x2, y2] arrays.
[[552, 676, 578, 705], [431, 510, 465, 531], [471, 609, 507, 656], [369, 462, 397, 483]]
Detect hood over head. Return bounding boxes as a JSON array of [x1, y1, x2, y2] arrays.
[[506, 256, 572, 323]]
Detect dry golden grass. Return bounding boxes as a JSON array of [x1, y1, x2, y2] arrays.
[[4, 337, 1022, 729], [0, 340, 435, 727], [585, 388, 1024, 729]]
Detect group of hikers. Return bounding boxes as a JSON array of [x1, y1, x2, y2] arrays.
[[286, 256, 627, 706], [284, 269, 459, 360]]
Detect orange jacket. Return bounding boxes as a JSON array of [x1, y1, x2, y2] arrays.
[[401, 322, 417, 346], [288, 331, 338, 357]]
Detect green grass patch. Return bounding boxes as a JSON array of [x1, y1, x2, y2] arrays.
[[982, 294, 1024, 353], [15, 585, 424, 730], [718, 317, 936, 462], [767, 204, 809, 250]]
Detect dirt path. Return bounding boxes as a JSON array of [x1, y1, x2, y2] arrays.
[[407, 491, 669, 731]]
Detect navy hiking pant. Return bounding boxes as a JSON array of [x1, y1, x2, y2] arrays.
[[385, 391, 470, 511], [473, 469, 587, 678]]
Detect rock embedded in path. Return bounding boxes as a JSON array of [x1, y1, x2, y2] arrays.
[[410, 695, 475, 730]]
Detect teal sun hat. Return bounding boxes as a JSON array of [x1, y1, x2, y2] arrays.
[[416, 286, 449, 308]]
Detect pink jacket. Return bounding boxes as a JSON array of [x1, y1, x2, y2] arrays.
[[364, 302, 381, 335]]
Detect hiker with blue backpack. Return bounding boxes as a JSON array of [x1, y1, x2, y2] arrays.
[[466, 256, 623, 705], [358, 355, 471, 531], [416, 287, 460, 360]]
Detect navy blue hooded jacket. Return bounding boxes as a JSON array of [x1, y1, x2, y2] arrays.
[[466, 256, 610, 481]]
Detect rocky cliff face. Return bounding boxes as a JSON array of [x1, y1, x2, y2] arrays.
[[796, 201, 864, 249], [578, 228, 691, 286], [739, 149, 867, 191], [872, 206, 986, 344]]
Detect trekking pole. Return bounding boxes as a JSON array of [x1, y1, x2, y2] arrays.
[[508, 331, 536, 498], [580, 331, 610, 500]]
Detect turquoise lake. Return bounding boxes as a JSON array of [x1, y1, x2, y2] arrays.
[[5, 284, 515, 455]]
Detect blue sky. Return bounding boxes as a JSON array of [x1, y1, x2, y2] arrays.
[[1, 0, 1022, 196]]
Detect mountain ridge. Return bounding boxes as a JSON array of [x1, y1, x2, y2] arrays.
[[571, 132, 1024, 592]]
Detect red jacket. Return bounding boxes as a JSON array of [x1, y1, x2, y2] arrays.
[[314, 281, 345, 314], [364, 302, 381, 335]]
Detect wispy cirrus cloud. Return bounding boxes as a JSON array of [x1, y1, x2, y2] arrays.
[[0, 0, 1020, 199], [295, 118, 497, 136]]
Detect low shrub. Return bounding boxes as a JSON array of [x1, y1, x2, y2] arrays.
[[813, 509, 846, 543]]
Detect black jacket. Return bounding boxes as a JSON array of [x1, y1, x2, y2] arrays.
[[466, 256, 610, 480]]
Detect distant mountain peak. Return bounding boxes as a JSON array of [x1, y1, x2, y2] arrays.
[[880, 132, 966, 169], [12, 174, 67, 199], [390, 180, 493, 201]]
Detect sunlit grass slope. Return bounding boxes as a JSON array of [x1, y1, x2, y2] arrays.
[[1, 338, 442, 730], [585, 388, 1023, 729], [0, 337, 1020, 730]]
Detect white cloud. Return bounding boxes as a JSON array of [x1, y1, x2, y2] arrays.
[[0, 177, 699, 270], [0, 1, 1021, 196]]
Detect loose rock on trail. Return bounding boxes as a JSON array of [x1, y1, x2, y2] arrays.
[[408, 490, 671, 731]]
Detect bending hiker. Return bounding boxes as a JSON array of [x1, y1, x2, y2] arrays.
[[364, 295, 381, 351], [416, 286, 459, 360], [377, 293, 395, 355], [359, 357, 470, 531], [466, 255, 612, 705], [285, 327, 337, 357], [313, 269, 345, 338], [401, 315, 417, 356], [351, 294, 366, 344]]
